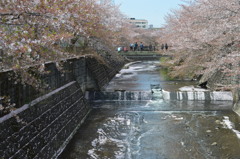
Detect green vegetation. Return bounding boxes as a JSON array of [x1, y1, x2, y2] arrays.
[[159, 56, 198, 80], [159, 68, 175, 81], [159, 57, 172, 67]]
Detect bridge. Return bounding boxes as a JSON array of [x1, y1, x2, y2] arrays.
[[119, 51, 168, 60]]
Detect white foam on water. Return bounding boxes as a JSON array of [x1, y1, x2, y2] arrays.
[[129, 65, 157, 72], [120, 61, 158, 75], [126, 119, 131, 126], [222, 116, 240, 139], [170, 115, 183, 120], [118, 91, 121, 100], [162, 90, 170, 100], [129, 66, 143, 70], [123, 92, 127, 101], [173, 116, 184, 121], [222, 116, 234, 129], [134, 92, 139, 100], [87, 149, 99, 159], [115, 74, 121, 78], [179, 86, 209, 92], [162, 89, 233, 101], [143, 102, 151, 108], [196, 91, 205, 100], [181, 141, 185, 146], [163, 114, 184, 121], [87, 112, 145, 159], [116, 67, 137, 79], [187, 92, 194, 100]]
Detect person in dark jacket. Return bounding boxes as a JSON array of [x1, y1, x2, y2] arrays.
[[165, 43, 168, 50], [140, 42, 144, 51], [161, 44, 164, 50], [134, 42, 138, 51], [149, 44, 152, 51]]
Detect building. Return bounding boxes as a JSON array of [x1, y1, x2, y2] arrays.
[[149, 24, 154, 29], [100, 0, 114, 5], [129, 18, 149, 29]]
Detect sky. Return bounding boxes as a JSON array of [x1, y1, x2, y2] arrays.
[[114, 0, 185, 28]]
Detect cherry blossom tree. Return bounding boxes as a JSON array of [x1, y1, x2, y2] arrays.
[[162, 0, 240, 89], [0, 0, 131, 70]]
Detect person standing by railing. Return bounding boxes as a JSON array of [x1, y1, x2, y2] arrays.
[[161, 44, 164, 50], [134, 42, 138, 51], [149, 44, 152, 51], [165, 43, 168, 50], [140, 42, 144, 51], [130, 43, 134, 51]]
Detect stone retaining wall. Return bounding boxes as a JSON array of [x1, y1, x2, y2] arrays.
[[0, 56, 124, 115], [0, 82, 90, 159], [0, 55, 125, 158]]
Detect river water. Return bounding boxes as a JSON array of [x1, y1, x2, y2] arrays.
[[59, 61, 240, 159]]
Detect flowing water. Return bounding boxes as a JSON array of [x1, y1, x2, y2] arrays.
[[59, 61, 240, 159]]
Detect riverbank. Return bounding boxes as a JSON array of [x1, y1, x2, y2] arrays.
[[159, 54, 240, 115]]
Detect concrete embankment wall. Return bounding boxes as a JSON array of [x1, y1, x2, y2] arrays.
[[233, 89, 240, 115], [0, 55, 125, 159], [162, 90, 233, 101]]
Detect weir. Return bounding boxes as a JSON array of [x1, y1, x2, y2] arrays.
[[86, 91, 152, 101], [86, 89, 233, 101], [59, 60, 240, 159]]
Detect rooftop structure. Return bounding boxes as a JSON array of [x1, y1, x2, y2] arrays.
[[129, 18, 149, 29]]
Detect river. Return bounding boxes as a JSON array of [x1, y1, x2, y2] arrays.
[[59, 61, 240, 159]]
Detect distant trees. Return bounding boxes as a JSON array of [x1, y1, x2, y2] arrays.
[[161, 0, 240, 89], [0, 0, 131, 70], [130, 28, 161, 48]]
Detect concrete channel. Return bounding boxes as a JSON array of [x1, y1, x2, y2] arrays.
[[59, 61, 240, 159]]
